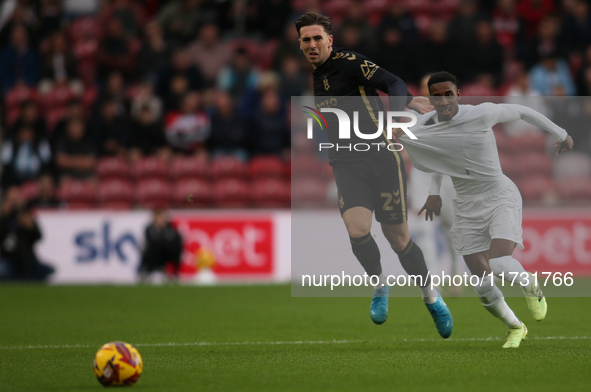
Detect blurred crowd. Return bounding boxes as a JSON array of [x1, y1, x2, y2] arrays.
[[0, 0, 591, 209]]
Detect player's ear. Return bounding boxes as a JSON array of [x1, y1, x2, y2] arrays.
[[328, 34, 333, 47], [456, 89, 461, 101]]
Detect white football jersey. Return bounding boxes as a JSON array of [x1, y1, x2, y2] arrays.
[[399, 103, 567, 196]]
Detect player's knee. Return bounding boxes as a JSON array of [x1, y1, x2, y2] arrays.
[[388, 233, 411, 253], [347, 225, 371, 239]]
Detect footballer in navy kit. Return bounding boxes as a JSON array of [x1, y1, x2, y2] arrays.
[[295, 12, 453, 338]]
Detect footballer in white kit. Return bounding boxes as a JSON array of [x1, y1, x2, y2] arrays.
[[396, 72, 574, 348]]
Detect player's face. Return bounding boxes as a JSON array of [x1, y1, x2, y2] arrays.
[[299, 25, 333, 69], [429, 81, 460, 122]]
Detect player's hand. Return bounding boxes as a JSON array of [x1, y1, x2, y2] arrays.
[[555, 135, 574, 155], [407, 96, 434, 114], [418, 195, 442, 221]]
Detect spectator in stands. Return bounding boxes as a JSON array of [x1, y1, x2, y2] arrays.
[[54, 118, 97, 180], [53, 99, 88, 145], [339, 25, 366, 55], [529, 51, 576, 95], [467, 19, 504, 85], [249, 89, 289, 158], [101, 0, 145, 38], [164, 91, 210, 157], [11, 100, 47, 140], [257, 0, 292, 40], [137, 21, 171, 83], [517, 0, 555, 40], [448, 0, 480, 47], [157, 48, 205, 107], [158, 0, 206, 46], [378, 1, 419, 45], [93, 71, 129, 118], [0, 196, 55, 282], [139, 208, 183, 283], [92, 99, 129, 156], [492, 0, 521, 50], [563, 0, 591, 56], [39, 31, 83, 95], [0, 24, 39, 94], [278, 55, 306, 98], [1, 126, 52, 191], [374, 27, 413, 83], [0, 3, 38, 48], [273, 24, 303, 70], [29, 174, 61, 209], [131, 80, 163, 121], [337, 0, 376, 55], [188, 23, 232, 85], [207, 91, 249, 161], [217, 47, 260, 102], [417, 20, 463, 83], [37, 0, 64, 40], [96, 18, 134, 80], [518, 15, 562, 67], [129, 105, 171, 162]]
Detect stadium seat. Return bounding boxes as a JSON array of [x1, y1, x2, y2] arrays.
[[173, 179, 213, 208], [5, 85, 39, 112], [251, 178, 290, 208], [20, 181, 39, 201], [169, 156, 210, 181], [499, 153, 525, 181], [96, 157, 132, 181], [516, 175, 557, 202], [58, 180, 97, 208], [213, 178, 250, 208], [46, 107, 69, 135], [211, 155, 247, 180], [98, 179, 134, 209], [553, 152, 591, 180], [291, 177, 327, 207], [513, 131, 547, 153], [136, 179, 172, 208], [557, 177, 591, 201], [290, 155, 325, 179], [248, 155, 285, 179], [521, 152, 553, 177], [133, 156, 170, 181], [40, 85, 76, 112]]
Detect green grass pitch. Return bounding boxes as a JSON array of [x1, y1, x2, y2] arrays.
[[1, 284, 590, 391]]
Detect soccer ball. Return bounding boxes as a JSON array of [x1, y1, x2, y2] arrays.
[[93, 341, 143, 386]]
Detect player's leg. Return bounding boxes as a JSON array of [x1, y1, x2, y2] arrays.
[[489, 239, 547, 321], [487, 180, 547, 321], [464, 251, 527, 348], [375, 154, 452, 338], [332, 161, 388, 324]]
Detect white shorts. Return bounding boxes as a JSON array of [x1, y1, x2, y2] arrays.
[[450, 178, 524, 256]]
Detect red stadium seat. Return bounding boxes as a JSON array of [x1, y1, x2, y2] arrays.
[[213, 178, 250, 208], [499, 153, 525, 181], [20, 181, 39, 201], [173, 179, 213, 208], [96, 157, 132, 181], [291, 177, 327, 207], [58, 180, 96, 208], [248, 156, 285, 179], [40, 85, 75, 112], [5, 85, 39, 112], [251, 178, 290, 208], [136, 179, 172, 208], [98, 179, 134, 209], [557, 177, 591, 201], [133, 156, 170, 181], [211, 155, 247, 180], [521, 152, 553, 177], [516, 176, 556, 202], [291, 155, 324, 179], [169, 156, 210, 181], [69, 17, 101, 42]]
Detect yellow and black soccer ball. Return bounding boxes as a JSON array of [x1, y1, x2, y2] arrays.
[[93, 341, 143, 387]]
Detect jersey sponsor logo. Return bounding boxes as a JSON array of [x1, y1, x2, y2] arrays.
[[332, 52, 356, 60], [315, 98, 338, 109], [323, 77, 330, 91], [360, 60, 379, 80]]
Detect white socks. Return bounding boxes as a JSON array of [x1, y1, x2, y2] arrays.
[[474, 275, 520, 327], [420, 285, 438, 304], [489, 255, 532, 288]]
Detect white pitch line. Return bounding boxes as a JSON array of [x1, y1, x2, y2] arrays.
[[1, 336, 589, 350]]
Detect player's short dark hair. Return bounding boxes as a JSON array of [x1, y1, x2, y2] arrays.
[[295, 12, 332, 37], [427, 72, 458, 90]]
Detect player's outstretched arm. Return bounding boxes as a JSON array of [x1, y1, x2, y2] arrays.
[[492, 104, 572, 152]]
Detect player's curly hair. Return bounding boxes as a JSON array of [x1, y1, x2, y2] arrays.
[[295, 12, 332, 37], [427, 72, 458, 90]]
